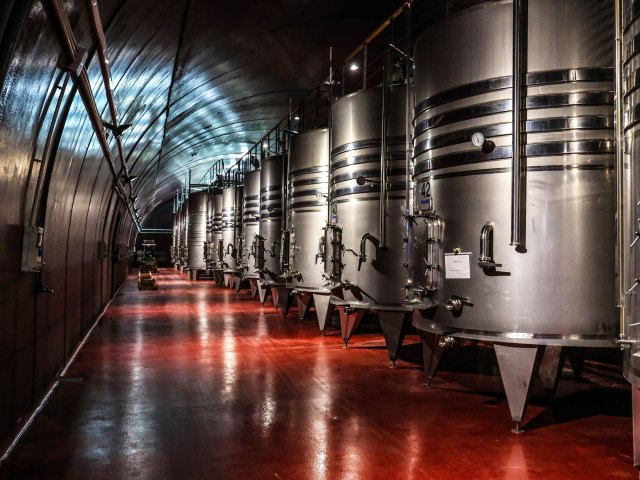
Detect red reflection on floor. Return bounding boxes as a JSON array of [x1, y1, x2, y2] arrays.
[[0, 269, 635, 479]]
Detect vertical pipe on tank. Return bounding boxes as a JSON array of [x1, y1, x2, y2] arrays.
[[379, 48, 392, 248], [615, 0, 628, 341], [510, 0, 527, 247]]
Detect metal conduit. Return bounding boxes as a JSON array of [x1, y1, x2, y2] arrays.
[[510, 0, 527, 247], [44, 0, 140, 230], [85, 0, 130, 179]]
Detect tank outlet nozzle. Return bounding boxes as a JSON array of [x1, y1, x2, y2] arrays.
[[438, 336, 456, 349]]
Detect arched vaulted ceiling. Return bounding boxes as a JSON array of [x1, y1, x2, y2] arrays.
[[91, 0, 406, 222]]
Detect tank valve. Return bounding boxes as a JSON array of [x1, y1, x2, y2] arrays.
[[445, 295, 471, 314], [438, 336, 456, 349]]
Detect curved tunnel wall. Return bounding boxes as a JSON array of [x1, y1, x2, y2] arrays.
[[0, 0, 136, 446]]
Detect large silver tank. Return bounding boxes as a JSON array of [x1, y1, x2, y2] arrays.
[[179, 197, 189, 268], [221, 185, 243, 273], [259, 155, 285, 284], [286, 129, 330, 292], [205, 190, 214, 269], [172, 210, 179, 265], [411, 0, 616, 429], [187, 191, 208, 271], [621, 0, 640, 465], [212, 192, 223, 270], [412, 0, 616, 346], [328, 86, 408, 306], [242, 170, 261, 279], [284, 129, 332, 325]]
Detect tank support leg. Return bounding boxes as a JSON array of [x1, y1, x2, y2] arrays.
[[249, 279, 258, 298], [338, 307, 364, 348], [258, 281, 269, 305], [494, 343, 543, 433], [271, 286, 280, 309], [378, 311, 410, 367], [223, 273, 232, 288], [234, 274, 243, 292], [296, 293, 312, 321], [633, 386, 640, 466], [537, 346, 564, 394], [566, 350, 585, 379], [312, 294, 334, 334], [276, 287, 293, 316], [421, 332, 445, 388]]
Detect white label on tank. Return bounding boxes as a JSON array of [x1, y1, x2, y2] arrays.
[[444, 253, 471, 279]]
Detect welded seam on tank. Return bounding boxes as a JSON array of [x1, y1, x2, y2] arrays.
[[290, 177, 327, 187], [423, 164, 613, 181], [415, 92, 613, 135], [0, 279, 128, 466], [415, 141, 614, 174], [289, 189, 327, 198], [330, 152, 405, 171], [289, 166, 329, 176], [330, 137, 406, 157], [415, 116, 614, 154], [414, 67, 614, 115]]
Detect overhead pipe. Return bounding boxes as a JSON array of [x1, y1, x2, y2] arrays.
[[85, 0, 130, 180], [44, 0, 140, 230], [379, 47, 392, 248], [510, 0, 527, 247], [615, 0, 626, 341]]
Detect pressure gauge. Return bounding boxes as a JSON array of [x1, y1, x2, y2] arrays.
[[471, 131, 485, 147]]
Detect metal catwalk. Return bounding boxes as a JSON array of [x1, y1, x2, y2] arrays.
[[0, 270, 634, 479]]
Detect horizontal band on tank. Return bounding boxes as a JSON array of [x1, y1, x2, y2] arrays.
[[260, 185, 282, 193], [625, 102, 640, 130], [242, 220, 259, 225], [243, 200, 259, 207], [330, 152, 405, 172], [289, 189, 326, 199], [243, 195, 259, 201], [414, 68, 614, 115], [289, 165, 329, 177], [331, 181, 407, 198], [415, 139, 613, 173], [333, 194, 406, 204], [260, 212, 283, 219], [331, 137, 406, 157], [260, 193, 283, 202], [290, 200, 328, 209], [242, 211, 259, 217], [629, 1, 640, 26], [260, 204, 282, 211], [290, 177, 328, 187], [331, 167, 407, 185], [415, 93, 612, 135], [422, 164, 613, 181], [415, 116, 614, 154]]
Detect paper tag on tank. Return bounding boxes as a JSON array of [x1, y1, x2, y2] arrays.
[[444, 253, 471, 279]]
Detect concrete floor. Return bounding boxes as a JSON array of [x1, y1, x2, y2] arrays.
[[0, 269, 636, 479]]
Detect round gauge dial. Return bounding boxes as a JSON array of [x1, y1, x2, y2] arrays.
[[471, 131, 485, 147]]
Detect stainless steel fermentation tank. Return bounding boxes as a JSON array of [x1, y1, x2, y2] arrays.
[[284, 129, 331, 328], [241, 170, 261, 297], [620, 0, 640, 465], [410, 0, 617, 430], [221, 185, 243, 288], [187, 191, 208, 279], [257, 155, 288, 307], [328, 84, 412, 364], [211, 192, 224, 284], [179, 197, 189, 273], [172, 207, 179, 266]]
